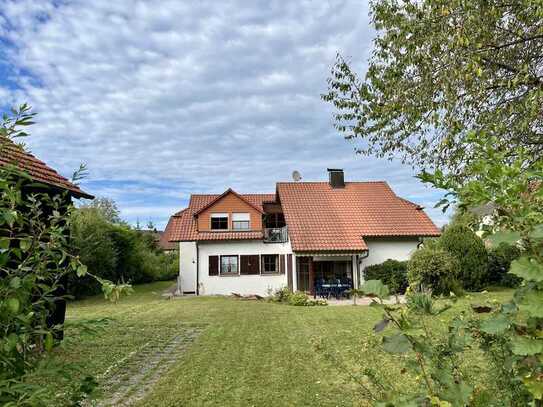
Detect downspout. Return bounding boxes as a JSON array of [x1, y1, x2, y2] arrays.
[[358, 249, 369, 287], [196, 242, 200, 296], [417, 237, 424, 249]]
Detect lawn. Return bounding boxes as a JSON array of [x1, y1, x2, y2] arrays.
[[47, 282, 514, 406]]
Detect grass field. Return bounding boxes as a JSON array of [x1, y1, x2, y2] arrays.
[[47, 282, 514, 406]]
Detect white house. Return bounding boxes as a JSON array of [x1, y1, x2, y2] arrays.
[[164, 169, 441, 296]]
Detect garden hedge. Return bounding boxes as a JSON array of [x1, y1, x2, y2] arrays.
[[363, 259, 408, 294], [438, 224, 488, 291], [407, 247, 461, 295]]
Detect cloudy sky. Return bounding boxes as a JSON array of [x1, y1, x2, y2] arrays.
[[0, 0, 449, 229]]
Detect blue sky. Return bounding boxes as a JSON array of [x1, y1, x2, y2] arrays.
[[0, 0, 449, 229]]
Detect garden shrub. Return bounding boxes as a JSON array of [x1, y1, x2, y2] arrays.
[[0, 105, 131, 404], [407, 247, 461, 296], [288, 291, 311, 306], [269, 286, 291, 303], [69, 205, 178, 298], [438, 224, 488, 291], [363, 259, 408, 294], [140, 250, 179, 282], [486, 243, 522, 287], [269, 287, 327, 306]]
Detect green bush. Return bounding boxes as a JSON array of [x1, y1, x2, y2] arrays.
[[141, 250, 179, 282], [364, 259, 408, 294], [288, 291, 311, 306], [269, 287, 327, 306], [69, 205, 177, 298], [407, 247, 461, 296], [269, 286, 291, 303], [438, 224, 488, 291], [69, 207, 119, 297], [487, 243, 522, 287]]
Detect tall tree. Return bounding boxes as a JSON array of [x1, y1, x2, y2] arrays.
[[323, 0, 543, 179], [81, 197, 121, 224]]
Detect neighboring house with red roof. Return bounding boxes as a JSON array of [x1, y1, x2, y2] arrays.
[[164, 169, 440, 296]]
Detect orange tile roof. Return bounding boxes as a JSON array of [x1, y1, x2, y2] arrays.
[[277, 182, 440, 252], [0, 138, 93, 199], [165, 182, 440, 251], [193, 188, 265, 215], [167, 193, 275, 242], [158, 222, 177, 251]]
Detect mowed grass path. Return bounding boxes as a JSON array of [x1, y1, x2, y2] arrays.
[[59, 282, 513, 406]]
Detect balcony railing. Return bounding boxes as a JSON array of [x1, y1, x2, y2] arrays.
[[263, 226, 288, 243]]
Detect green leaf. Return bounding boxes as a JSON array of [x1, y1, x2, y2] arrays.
[[9, 276, 21, 289], [3, 210, 18, 227], [361, 280, 390, 299], [373, 318, 390, 333], [19, 238, 31, 251], [517, 290, 543, 318], [382, 333, 411, 354], [4, 333, 18, 352], [487, 230, 521, 247], [523, 374, 543, 400], [529, 224, 543, 240], [510, 257, 543, 282], [480, 315, 510, 335], [511, 336, 543, 356], [0, 237, 10, 250], [6, 297, 20, 314], [443, 382, 473, 405], [76, 264, 88, 277]]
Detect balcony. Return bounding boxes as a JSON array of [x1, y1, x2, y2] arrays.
[[263, 226, 288, 243]]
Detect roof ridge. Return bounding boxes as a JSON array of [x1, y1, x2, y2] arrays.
[[190, 192, 274, 196], [276, 180, 388, 184], [173, 208, 189, 217], [193, 188, 265, 215]]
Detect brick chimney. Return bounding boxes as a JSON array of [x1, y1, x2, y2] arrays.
[[327, 168, 345, 188]]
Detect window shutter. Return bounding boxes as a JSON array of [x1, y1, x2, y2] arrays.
[[279, 254, 286, 274], [209, 255, 219, 276], [240, 255, 259, 275]]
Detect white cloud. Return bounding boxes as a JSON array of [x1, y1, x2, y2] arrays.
[[0, 0, 448, 228]]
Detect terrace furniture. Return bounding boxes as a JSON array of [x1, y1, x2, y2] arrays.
[[314, 279, 330, 299]]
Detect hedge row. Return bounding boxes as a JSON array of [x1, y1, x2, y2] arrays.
[[68, 207, 178, 298], [365, 225, 521, 295]]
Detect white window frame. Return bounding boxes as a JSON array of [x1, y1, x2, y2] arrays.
[[232, 213, 251, 230], [220, 255, 239, 276], [210, 213, 229, 230]]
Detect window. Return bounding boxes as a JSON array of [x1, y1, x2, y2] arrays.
[[261, 254, 279, 274], [232, 213, 250, 230], [264, 213, 286, 228], [220, 255, 238, 275], [211, 213, 228, 230]]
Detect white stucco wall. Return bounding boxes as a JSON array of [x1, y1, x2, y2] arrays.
[[197, 240, 293, 296], [179, 241, 197, 293], [360, 238, 420, 283]]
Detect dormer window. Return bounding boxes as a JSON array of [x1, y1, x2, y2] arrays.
[[211, 213, 229, 230], [232, 213, 250, 230]]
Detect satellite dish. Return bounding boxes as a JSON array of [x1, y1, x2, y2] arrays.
[[292, 170, 302, 182]]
